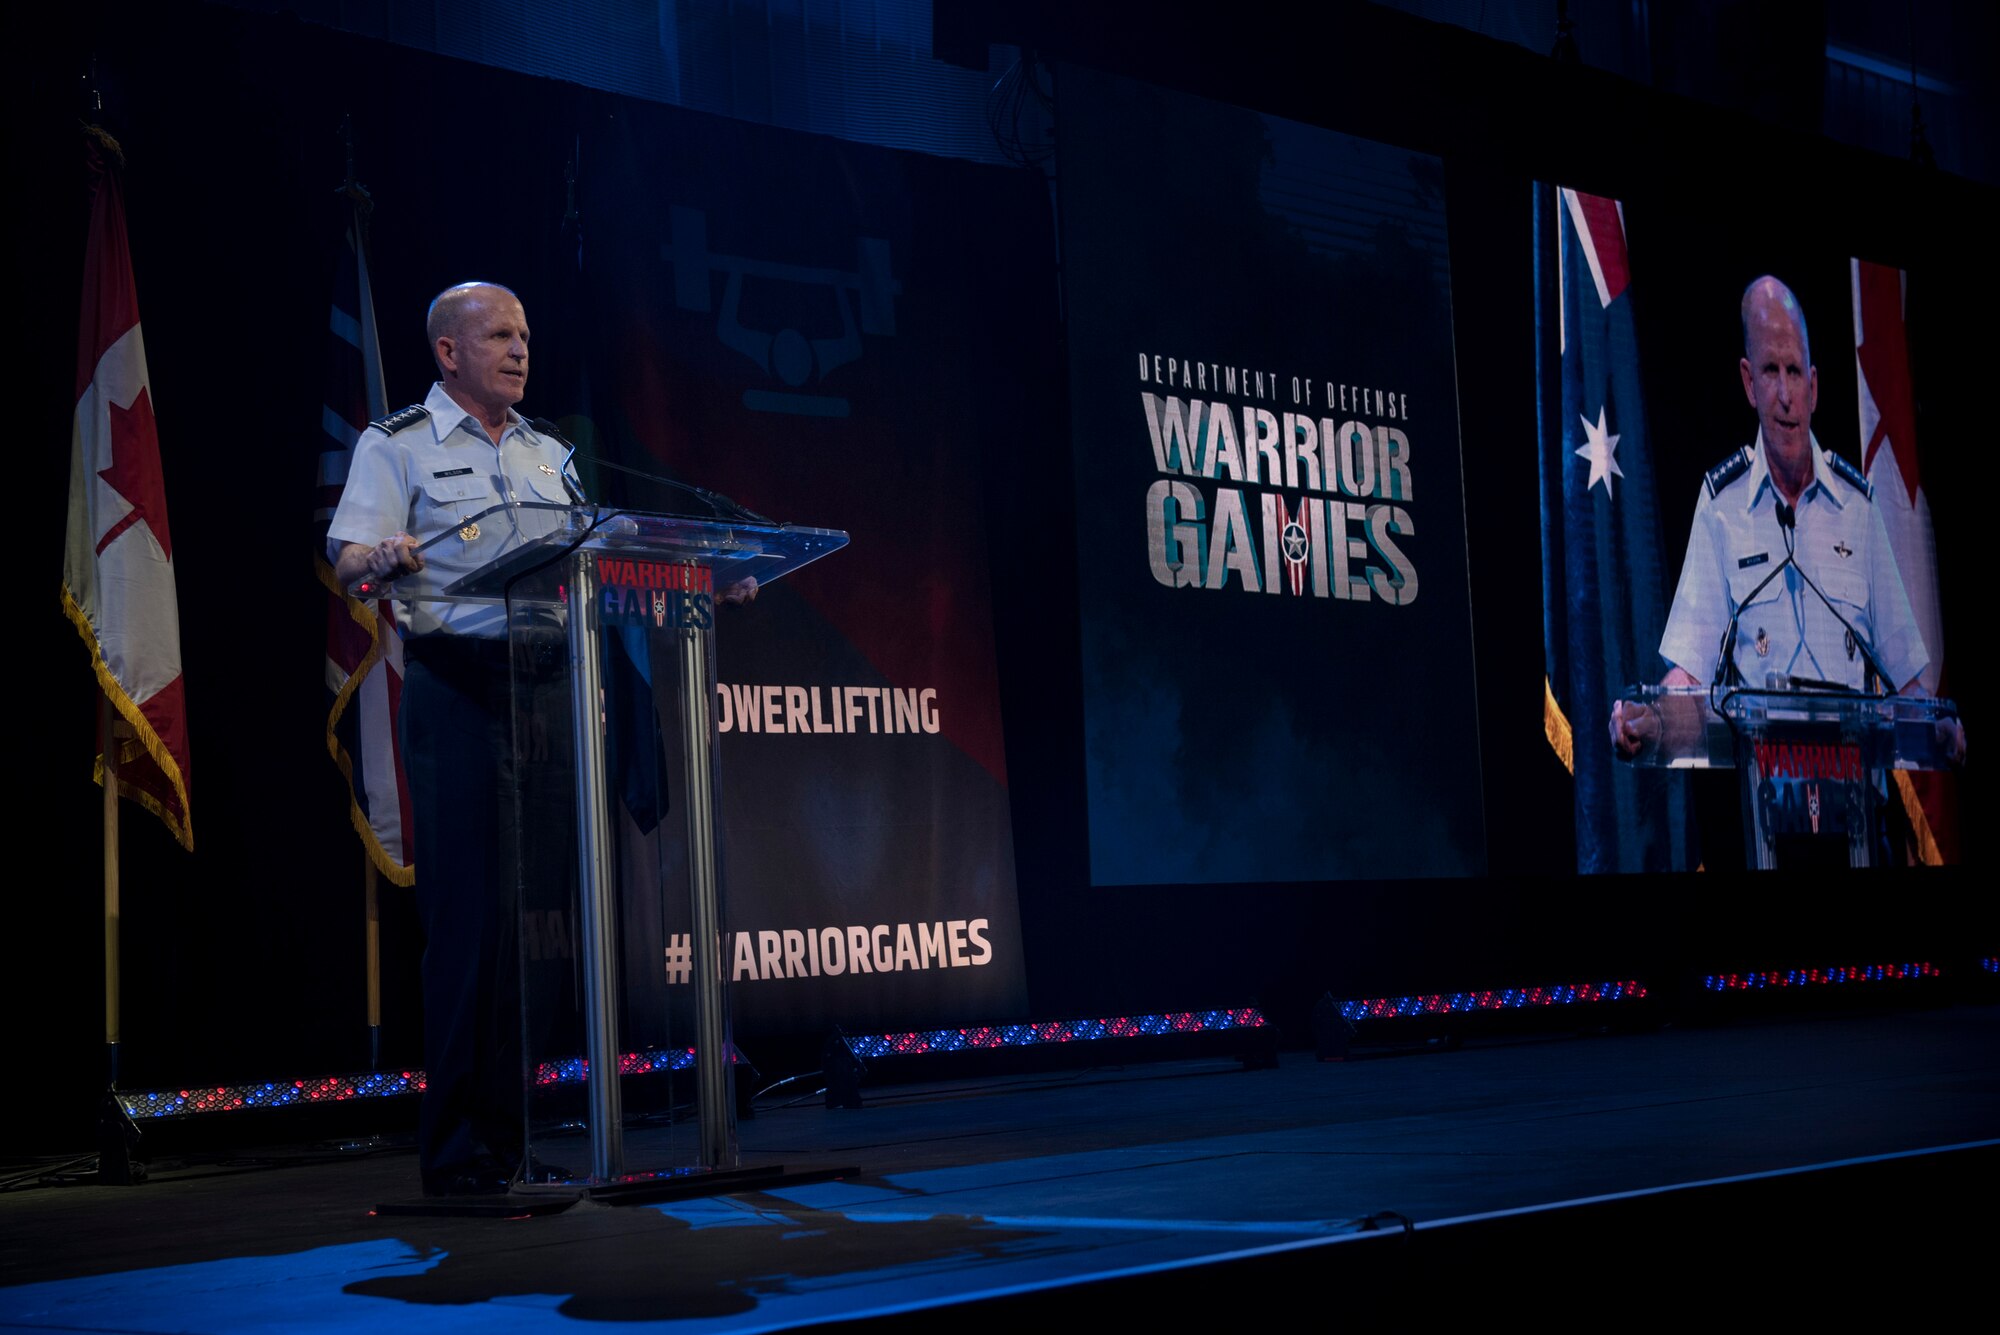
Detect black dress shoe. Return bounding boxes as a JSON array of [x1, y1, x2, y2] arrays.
[[517, 1154, 577, 1186], [423, 1159, 514, 1197]]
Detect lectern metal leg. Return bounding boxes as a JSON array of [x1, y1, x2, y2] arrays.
[[678, 603, 736, 1169], [566, 552, 625, 1182]]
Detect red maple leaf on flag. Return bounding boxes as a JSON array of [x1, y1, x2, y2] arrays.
[[96, 386, 172, 558], [1854, 262, 1921, 506]]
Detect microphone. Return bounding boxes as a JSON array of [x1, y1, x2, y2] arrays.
[[543, 434, 773, 524], [528, 417, 775, 525], [1773, 496, 1895, 694], [1714, 495, 1892, 696], [1714, 532, 1794, 692], [529, 418, 591, 507]]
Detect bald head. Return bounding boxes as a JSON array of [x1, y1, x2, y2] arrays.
[[427, 282, 520, 355], [1740, 275, 1811, 369], [427, 282, 531, 422], [1738, 274, 1817, 481]]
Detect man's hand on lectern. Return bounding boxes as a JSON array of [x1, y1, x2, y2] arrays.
[[367, 532, 425, 579], [1609, 698, 1660, 760]]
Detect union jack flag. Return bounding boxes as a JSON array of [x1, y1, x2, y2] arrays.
[[313, 202, 413, 884]]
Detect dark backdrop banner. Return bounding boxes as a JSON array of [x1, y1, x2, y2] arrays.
[[1059, 67, 1485, 887], [574, 105, 1040, 1031]]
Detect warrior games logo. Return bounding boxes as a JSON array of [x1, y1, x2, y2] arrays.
[[1753, 740, 1867, 841], [597, 558, 714, 629], [1136, 354, 1421, 604]]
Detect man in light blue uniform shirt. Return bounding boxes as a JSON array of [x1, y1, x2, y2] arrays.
[[329, 282, 580, 1196], [1613, 276, 1959, 762], [329, 286, 575, 629], [1655, 433, 1924, 692]]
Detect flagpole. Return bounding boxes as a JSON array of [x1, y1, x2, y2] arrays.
[[88, 149, 137, 1180], [336, 115, 392, 1073], [101, 691, 120, 1079], [97, 692, 140, 1183], [89, 104, 123, 1095], [365, 854, 381, 1070], [70, 112, 175, 1185]]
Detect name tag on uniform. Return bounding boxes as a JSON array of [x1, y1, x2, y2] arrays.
[[1738, 552, 1770, 569], [433, 467, 475, 479]]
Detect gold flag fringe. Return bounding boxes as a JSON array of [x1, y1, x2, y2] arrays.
[[1543, 675, 1575, 775], [61, 583, 192, 851], [314, 555, 416, 887], [1893, 769, 1943, 867]]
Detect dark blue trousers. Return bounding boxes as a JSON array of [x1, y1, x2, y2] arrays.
[[401, 635, 527, 1189]]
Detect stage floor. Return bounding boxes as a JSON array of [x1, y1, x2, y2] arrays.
[[4, 1003, 1997, 1329]]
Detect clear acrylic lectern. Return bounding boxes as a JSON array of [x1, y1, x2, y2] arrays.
[[361, 501, 846, 1191], [1614, 683, 1958, 869]]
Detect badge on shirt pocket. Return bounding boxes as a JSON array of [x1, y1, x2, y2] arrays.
[[418, 470, 493, 537]]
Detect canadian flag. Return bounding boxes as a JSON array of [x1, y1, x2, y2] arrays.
[[1853, 258, 1950, 864], [60, 137, 192, 849]]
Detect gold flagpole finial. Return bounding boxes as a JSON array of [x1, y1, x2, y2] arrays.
[[81, 121, 126, 166], [80, 57, 126, 166]]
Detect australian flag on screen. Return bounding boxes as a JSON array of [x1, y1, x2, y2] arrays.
[[1535, 184, 1689, 874]]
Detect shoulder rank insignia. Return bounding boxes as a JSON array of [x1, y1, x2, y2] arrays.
[[369, 403, 431, 436], [1822, 449, 1873, 500], [1703, 447, 1752, 499]]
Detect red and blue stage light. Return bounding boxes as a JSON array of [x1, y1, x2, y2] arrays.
[[1315, 979, 1654, 1060], [1336, 981, 1646, 1024], [118, 1047, 722, 1119], [117, 1070, 425, 1120], [822, 1008, 1275, 1107], [840, 1008, 1268, 1060], [1702, 962, 1941, 991]]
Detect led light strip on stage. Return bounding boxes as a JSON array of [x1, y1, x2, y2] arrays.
[[1314, 980, 1650, 1060], [117, 1070, 426, 1119], [821, 1008, 1274, 1107], [117, 1047, 716, 1120], [839, 1008, 1269, 1060], [533, 1047, 699, 1085], [1701, 962, 1942, 991], [117, 1017, 1262, 1122], [1337, 981, 1647, 1023]]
